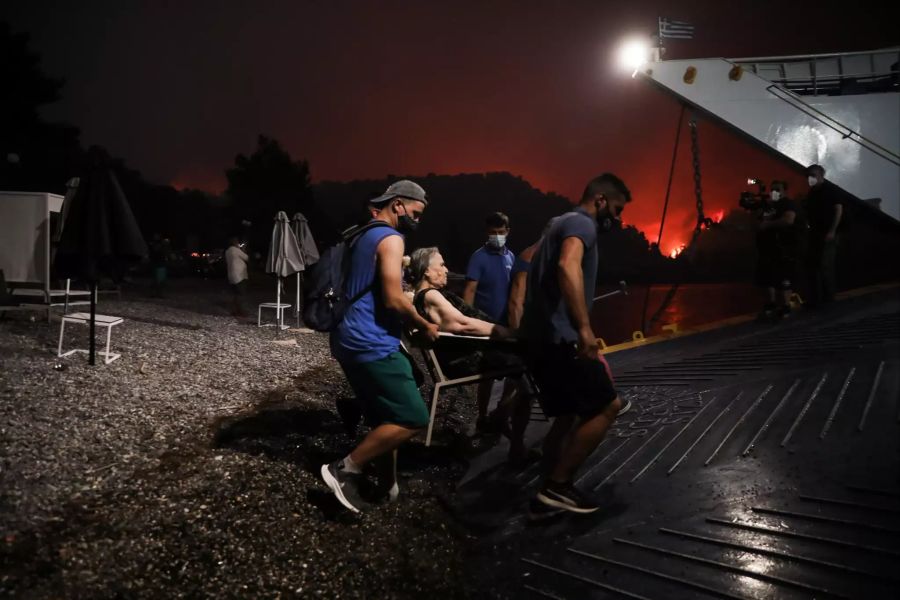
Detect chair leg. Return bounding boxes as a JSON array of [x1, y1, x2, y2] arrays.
[[104, 325, 113, 364], [425, 383, 443, 447], [57, 319, 66, 357]]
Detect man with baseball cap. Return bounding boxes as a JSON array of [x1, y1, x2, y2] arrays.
[[321, 180, 439, 513]]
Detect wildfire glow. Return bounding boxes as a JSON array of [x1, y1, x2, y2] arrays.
[[713, 209, 724, 223], [669, 243, 686, 259]]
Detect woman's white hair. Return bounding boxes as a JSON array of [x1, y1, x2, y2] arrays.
[[407, 247, 440, 286]]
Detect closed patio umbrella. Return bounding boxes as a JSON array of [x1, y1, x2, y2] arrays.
[[55, 147, 148, 364], [290, 212, 320, 325], [265, 211, 304, 329]]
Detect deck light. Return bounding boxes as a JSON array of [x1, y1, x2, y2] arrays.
[[617, 39, 652, 76]]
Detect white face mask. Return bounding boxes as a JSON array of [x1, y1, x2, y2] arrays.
[[770, 190, 781, 201], [808, 176, 818, 187], [487, 234, 507, 248]]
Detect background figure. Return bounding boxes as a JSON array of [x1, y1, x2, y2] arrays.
[[149, 233, 170, 296], [803, 164, 844, 307], [755, 180, 799, 319], [463, 211, 516, 434], [225, 236, 249, 317]]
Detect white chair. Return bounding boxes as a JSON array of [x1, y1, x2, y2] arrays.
[[412, 332, 534, 446], [258, 302, 291, 329], [57, 312, 124, 364]]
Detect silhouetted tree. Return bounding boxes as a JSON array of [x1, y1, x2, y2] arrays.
[[225, 135, 325, 251], [0, 22, 83, 192]]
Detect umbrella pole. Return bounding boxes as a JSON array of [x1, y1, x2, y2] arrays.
[[295, 272, 301, 327], [276, 277, 282, 330], [89, 281, 97, 365]]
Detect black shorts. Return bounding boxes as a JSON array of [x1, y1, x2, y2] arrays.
[[231, 280, 247, 296], [528, 342, 618, 419]]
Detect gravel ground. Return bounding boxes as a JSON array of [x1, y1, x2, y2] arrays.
[[0, 280, 506, 599]]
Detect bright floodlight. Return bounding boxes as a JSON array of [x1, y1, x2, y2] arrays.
[[617, 39, 650, 73]]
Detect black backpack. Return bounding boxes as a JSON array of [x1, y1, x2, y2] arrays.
[[302, 221, 393, 332]]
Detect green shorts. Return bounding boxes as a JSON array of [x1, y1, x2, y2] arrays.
[[339, 352, 429, 428]]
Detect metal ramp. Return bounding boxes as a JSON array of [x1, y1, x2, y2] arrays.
[[641, 49, 900, 222], [453, 291, 900, 598], [517, 319, 900, 598]]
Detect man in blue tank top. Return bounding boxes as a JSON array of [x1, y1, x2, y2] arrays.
[[321, 180, 439, 513]]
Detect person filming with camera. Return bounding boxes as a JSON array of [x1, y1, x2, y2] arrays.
[[752, 180, 800, 320]]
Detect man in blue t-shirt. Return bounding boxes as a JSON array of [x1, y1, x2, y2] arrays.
[[463, 212, 516, 433], [321, 180, 439, 514], [522, 173, 632, 519]]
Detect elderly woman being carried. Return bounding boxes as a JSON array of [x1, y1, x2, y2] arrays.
[[408, 247, 514, 340], [407, 247, 536, 464]]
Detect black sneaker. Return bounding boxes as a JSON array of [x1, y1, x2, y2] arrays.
[[617, 398, 633, 416], [527, 497, 566, 522], [320, 460, 366, 513], [757, 303, 777, 321], [536, 480, 600, 514], [475, 414, 506, 435]]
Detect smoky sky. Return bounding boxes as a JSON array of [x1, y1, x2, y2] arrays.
[[2, 0, 894, 252]]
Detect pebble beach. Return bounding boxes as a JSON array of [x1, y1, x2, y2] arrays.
[[1, 280, 497, 598]]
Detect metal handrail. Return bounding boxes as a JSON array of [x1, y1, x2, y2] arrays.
[[730, 48, 900, 63], [734, 49, 899, 96], [766, 70, 897, 83]]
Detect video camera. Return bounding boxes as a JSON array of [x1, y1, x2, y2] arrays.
[[739, 177, 767, 211]]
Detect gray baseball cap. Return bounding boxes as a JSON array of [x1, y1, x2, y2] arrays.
[[370, 179, 428, 206]]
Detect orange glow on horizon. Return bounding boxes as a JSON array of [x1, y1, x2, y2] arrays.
[[170, 172, 226, 194], [669, 243, 686, 259]]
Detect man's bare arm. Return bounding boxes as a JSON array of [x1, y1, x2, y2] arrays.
[[507, 271, 527, 329], [558, 236, 598, 360], [427, 292, 510, 338], [462, 280, 478, 306], [506, 242, 539, 329], [827, 203, 843, 239]]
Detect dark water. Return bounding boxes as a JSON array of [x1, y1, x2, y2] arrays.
[[444, 275, 762, 347], [591, 282, 760, 346]]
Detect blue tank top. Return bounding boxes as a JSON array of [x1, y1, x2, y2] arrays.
[[330, 223, 403, 364]]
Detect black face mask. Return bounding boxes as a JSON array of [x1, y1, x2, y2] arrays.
[[397, 214, 419, 233], [595, 200, 619, 233]]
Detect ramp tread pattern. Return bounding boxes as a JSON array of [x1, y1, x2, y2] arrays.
[[517, 310, 900, 599]]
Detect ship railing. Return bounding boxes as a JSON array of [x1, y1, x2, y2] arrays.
[[730, 48, 899, 96]]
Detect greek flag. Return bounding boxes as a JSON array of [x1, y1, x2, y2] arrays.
[[658, 17, 695, 40]]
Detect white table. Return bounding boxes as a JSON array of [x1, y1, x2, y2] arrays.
[[57, 312, 124, 364]]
